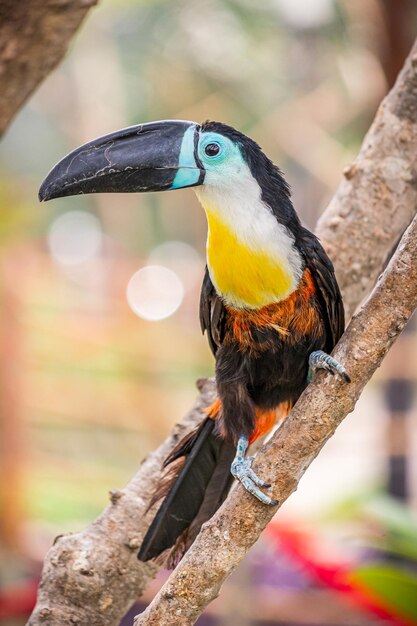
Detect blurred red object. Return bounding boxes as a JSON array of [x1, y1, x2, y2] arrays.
[[267, 521, 415, 626], [0, 580, 38, 620]]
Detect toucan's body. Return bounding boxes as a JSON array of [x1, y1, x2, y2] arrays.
[[201, 221, 343, 446], [40, 119, 348, 566]]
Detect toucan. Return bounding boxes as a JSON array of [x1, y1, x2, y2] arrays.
[[39, 119, 349, 566]]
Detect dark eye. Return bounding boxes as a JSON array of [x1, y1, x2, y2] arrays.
[[204, 142, 221, 157]]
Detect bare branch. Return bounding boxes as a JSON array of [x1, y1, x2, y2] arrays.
[[28, 38, 417, 626], [0, 0, 98, 137], [26, 381, 215, 626], [134, 205, 417, 626], [317, 39, 417, 319]]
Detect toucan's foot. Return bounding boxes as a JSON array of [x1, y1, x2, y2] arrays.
[[308, 350, 350, 383], [231, 435, 278, 506]]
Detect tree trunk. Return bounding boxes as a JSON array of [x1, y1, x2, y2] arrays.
[[0, 0, 98, 137]]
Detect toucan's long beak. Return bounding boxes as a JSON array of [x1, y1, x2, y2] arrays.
[[39, 120, 204, 202]]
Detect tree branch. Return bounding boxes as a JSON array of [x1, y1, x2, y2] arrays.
[[134, 209, 417, 626], [0, 0, 98, 137], [27, 382, 214, 626], [28, 39, 417, 626], [316, 38, 417, 319]]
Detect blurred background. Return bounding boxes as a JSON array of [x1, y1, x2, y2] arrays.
[[1, 0, 417, 624]]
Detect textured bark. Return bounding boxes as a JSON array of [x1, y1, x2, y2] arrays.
[[134, 212, 417, 626], [27, 382, 214, 626], [28, 38, 417, 626], [0, 0, 98, 137], [316, 39, 417, 320]]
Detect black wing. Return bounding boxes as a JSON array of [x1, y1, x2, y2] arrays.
[[199, 267, 226, 355], [299, 228, 345, 352]]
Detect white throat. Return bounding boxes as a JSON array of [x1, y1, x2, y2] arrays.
[[195, 167, 303, 309]]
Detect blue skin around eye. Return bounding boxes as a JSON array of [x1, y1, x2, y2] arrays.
[[171, 125, 201, 189]]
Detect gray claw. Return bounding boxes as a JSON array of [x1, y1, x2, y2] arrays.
[[231, 436, 278, 506], [308, 350, 351, 383]]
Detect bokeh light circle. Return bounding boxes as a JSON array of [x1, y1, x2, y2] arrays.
[[126, 265, 184, 321], [48, 210, 102, 266], [148, 240, 202, 292]]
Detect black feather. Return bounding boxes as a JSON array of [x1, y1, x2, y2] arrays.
[[166, 439, 235, 567], [138, 417, 235, 562], [298, 228, 345, 350], [199, 267, 226, 355]]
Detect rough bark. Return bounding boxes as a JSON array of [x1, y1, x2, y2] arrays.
[[27, 383, 214, 626], [0, 0, 98, 137], [28, 38, 417, 626], [134, 211, 417, 626], [316, 38, 417, 319]]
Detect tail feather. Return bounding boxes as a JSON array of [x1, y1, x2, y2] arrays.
[[138, 417, 235, 563], [166, 439, 234, 568]]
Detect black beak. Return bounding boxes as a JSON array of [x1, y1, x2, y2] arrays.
[[39, 120, 204, 202]]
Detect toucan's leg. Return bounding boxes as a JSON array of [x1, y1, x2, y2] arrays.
[[231, 435, 279, 506], [308, 350, 350, 383]]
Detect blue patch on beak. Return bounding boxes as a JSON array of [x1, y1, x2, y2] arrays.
[[171, 125, 202, 189]]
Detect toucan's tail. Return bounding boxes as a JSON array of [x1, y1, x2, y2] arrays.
[[138, 417, 235, 565]]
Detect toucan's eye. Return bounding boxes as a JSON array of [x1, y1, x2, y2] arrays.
[[204, 142, 221, 157]]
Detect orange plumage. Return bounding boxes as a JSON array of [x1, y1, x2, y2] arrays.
[[223, 268, 321, 352], [206, 268, 320, 442]]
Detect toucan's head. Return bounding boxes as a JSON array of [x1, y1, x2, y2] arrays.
[[39, 120, 293, 219], [39, 120, 303, 309]]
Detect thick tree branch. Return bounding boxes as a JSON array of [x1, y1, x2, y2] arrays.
[[0, 0, 97, 137], [134, 211, 417, 626], [27, 383, 214, 626], [28, 39, 417, 626], [317, 38, 417, 319]]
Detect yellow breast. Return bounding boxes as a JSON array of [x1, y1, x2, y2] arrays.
[[205, 209, 296, 309]]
